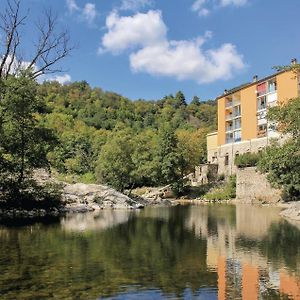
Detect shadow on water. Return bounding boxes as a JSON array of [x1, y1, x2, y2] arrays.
[[0, 215, 60, 227], [0, 204, 299, 299]]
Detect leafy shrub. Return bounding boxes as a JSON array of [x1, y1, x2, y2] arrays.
[[258, 141, 300, 200], [203, 175, 236, 200], [235, 152, 261, 168]]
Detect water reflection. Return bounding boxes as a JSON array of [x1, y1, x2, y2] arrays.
[[185, 205, 300, 300], [61, 210, 134, 232], [0, 205, 299, 299]]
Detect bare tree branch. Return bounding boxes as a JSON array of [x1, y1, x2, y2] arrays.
[[0, 0, 73, 80]]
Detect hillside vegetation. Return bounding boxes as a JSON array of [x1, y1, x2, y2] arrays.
[[38, 81, 217, 192]]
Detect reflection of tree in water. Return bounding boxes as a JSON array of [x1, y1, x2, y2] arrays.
[[0, 207, 217, 299], [1, 206, 299, 299], [237, 220, 300, 272], [99, 206, 216, 296]]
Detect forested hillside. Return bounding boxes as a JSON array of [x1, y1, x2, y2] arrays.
[[38, 81, 217, 191]]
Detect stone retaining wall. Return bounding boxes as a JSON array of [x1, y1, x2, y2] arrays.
[[236, 167, 282, 203]]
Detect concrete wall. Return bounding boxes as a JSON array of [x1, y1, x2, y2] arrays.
[[236, 167, 282, 203]]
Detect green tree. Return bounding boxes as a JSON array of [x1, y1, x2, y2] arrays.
[[95, 131, 135, 192], [0, 73, 57, 204], [258, 96, 300, 199], [174, 91, 187, 108], [190, 96, 200, 106]]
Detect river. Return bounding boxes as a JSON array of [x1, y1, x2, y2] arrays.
[[0, 204, 299, 299]]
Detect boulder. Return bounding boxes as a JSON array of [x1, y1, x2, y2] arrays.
[[280, 202, 300, 221], [62, 183, 144, 212]]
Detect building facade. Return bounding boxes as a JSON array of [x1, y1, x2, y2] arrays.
[[207, 61, 300, 176]]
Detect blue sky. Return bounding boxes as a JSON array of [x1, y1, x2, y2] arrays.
[[3, 0, 300, 102]]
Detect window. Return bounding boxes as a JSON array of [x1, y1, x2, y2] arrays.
[[226, 120, 233, 132], [234, 118, 241, 130], [233, 105, 241, 117], [257, 82, 267, 96], [268, 79, 277, 93], [225, 154, 229, 166], [234, 130, 241, 142], [226, 132, 233, 143], [257, 96, 267, 110]]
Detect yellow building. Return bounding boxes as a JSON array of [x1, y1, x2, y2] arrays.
[[207, 59, 300, 175]]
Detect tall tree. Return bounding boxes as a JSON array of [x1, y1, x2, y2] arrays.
[[190, 96, 200, 106], [0, 73, 57, 201], [174, 91, 187, 108]]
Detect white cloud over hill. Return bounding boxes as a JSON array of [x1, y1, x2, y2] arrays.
[[99, 10, 245, 84]]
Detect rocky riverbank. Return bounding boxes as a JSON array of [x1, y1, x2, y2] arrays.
[[280, 202, 300, 222], [0, 181, 175, 220]]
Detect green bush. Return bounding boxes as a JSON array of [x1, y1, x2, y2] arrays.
[[203, 175, 236, 200], [235, 152, 261, 168]]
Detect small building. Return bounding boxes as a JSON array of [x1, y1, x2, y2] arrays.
[[207, 59, 300, 176]]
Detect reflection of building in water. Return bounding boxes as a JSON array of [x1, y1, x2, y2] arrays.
[[280, 271, 300, 300], [185, 205, 300, 299]]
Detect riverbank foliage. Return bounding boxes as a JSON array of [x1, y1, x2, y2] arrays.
[[202, 175, 236, 200]]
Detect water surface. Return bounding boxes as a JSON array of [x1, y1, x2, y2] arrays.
[[0, 205, 300, 299]]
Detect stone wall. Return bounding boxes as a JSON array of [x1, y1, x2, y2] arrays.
[[189, 164, 218, 186], [208, 137, 270, 176], [236, 167, 282, 203]]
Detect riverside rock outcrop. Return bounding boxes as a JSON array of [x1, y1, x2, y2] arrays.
[[62, 183, 144, 212]]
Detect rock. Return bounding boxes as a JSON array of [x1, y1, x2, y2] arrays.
[[280, 202, 300, 222], [62, 183, 145, 211]]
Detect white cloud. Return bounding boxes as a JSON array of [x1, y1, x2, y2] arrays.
[[82, 3, 97, 23], [120, 0, 153, 11], [192, 0, 248, 16], [192, 0, 210, 16], [0, 54, 38, 76], [48, 74, 72, 85], [99, 10, 245, 84], [220, 0, 248, 6], [66, 0, 80, 13], [130, 40, 244, 83], [100, 10, 167, 54], [66, 0, 97, 25]]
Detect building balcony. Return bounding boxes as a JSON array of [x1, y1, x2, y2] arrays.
[[225, 101, 233, 108], [233, 99, 241, 106], [226, 114, 233, 121]]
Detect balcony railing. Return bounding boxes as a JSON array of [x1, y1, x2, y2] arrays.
[[233, 99, 241, 106], [226, 114, 233, 120], [225, 101, 233, 108], [257, 104, 267, 111]]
